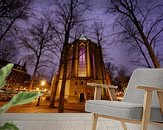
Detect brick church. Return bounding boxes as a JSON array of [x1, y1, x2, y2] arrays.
[[55, 35, 109, 103]]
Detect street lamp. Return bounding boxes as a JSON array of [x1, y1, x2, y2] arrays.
[[36, 80, 46, 106], [40, 80, 46, 86]]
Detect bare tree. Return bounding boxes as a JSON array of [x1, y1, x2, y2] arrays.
[[19, 17, 57, 90], [0, 39, 18, 62], [105, 62, 130, 92], [89, 20, 113, 62], [49, 0, 91, 112], [89, 21, 108, 85], [114, 65, 130, 92], [105, 62, 118, 84], [106, 0, 163, 68], [0, 0, 32, 43], [90, 21, 107, 45]]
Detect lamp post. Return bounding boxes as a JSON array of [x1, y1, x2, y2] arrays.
[[36, 80, 46, 106]]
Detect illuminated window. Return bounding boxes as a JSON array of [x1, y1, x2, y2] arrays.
[[78, 44, 86, 77], [67, 46, 73, 78], [92, 52, 96, 78]]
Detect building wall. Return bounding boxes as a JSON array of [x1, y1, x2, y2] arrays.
[[0, 59, 30, 90], [55, 37, 107, 103]]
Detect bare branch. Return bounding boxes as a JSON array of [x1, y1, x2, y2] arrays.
[[106, 0, 162, 68]]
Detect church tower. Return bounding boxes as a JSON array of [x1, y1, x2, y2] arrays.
[[56, 35, 106, 103]]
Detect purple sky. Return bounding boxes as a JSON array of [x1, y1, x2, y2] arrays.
[[24, 0, 162, 75]]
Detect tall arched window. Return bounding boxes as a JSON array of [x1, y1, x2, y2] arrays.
[[78, 44, 86, 77], [92, 52, 96, 78], [67, 46, 73, 78]]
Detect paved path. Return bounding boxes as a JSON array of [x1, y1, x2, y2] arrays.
[[0, 102, 162, 129], [1, 113, 162, 130], [0, 113, 133, 130], [0, 101, 141, 130]]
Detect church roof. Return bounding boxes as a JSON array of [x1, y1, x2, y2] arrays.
[[79, 34, 87, 41]]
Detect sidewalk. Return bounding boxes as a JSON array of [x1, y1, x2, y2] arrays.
[[0, 100, 85, 113], [0, 113, 126, 130], [0, 101, 141, 130]]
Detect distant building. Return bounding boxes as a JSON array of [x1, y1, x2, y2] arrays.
[[55, 35, 109, 103], [0, 59, 30, 90]]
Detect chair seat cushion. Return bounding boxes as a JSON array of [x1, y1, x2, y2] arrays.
[[85, 100, 163, 123]]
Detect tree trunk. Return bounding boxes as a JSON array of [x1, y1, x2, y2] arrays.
[[49, 47, 65, 108], [133, 37, 151, 68], [146, 44, 160, 68], [58, 0, 73, 113], [98, 44, 107, 99], [58, 43, 69, 113], [29, 57, 40, 90], [49, 73, 59, 108], [132, 14, 160, 68], [0, 18, 17, 43], [98, 44, 105, 83], [139, 31, 160, 68]]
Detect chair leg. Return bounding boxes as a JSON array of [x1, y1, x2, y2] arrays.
[[121, 121, 127, 130], [92, 113, 98, 130], [141, 90, 152, 130], [157, 91, 163, 114]]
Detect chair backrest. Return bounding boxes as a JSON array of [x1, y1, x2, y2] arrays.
[[122, 68, 163, 107]]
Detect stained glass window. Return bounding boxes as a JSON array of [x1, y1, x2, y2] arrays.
[[67, 46, 73, 78], [78, 44, 86, 77], [92, 52, 96, 78]]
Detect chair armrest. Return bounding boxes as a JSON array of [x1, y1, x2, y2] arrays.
[[136, 86, 163, 92], [87, 83, 118, 100], [87, 83, 118, 89]]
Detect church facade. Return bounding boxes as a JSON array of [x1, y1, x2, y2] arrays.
[[56, 35, 107, 103]]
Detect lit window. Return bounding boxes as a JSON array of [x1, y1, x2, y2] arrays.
[[78, 44, 86, 77], [67, 46, 73, 78], [92, 52, 96, 78]]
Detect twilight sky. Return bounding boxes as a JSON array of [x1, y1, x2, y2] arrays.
[[33, 0, 136, 72], [22, 0, 162, 76]]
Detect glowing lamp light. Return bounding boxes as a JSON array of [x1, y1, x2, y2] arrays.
[[40, 80, 46, 86], [36, 87, 40, 91], [44, 89, 47, 92]]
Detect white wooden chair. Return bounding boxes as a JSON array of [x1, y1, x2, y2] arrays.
[[85, 69, 163, 130]]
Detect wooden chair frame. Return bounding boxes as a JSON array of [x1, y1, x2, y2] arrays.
[[87, 83, 163, 130], [87, 83, 118, 101]]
